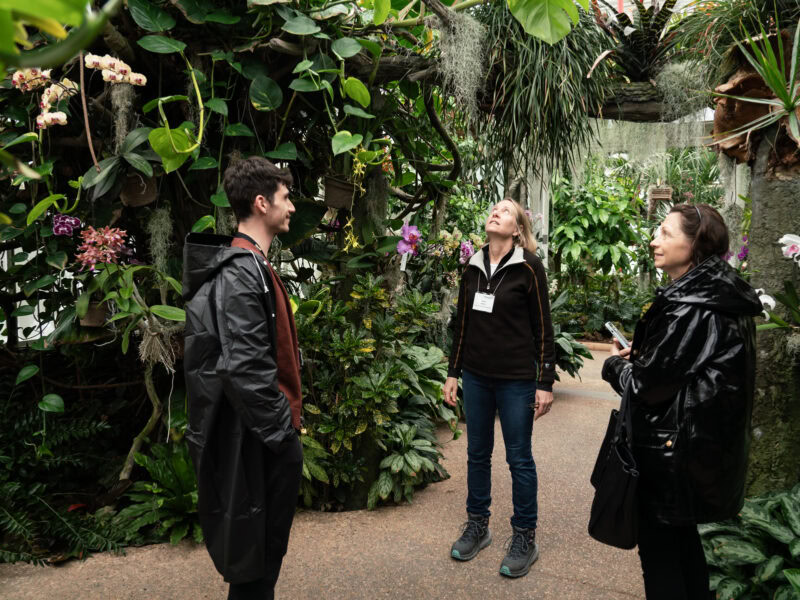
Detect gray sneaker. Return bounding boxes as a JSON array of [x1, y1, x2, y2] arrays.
[[450, 513, 492, 561], [499, 526, 538, 577]]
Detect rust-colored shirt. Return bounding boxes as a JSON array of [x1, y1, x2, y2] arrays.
[[231, 237, 302, 429]]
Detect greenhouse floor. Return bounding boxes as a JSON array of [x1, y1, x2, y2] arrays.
[[0, 349, 644, 599]]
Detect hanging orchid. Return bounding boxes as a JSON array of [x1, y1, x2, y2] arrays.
[[397, 222, 421, 255]]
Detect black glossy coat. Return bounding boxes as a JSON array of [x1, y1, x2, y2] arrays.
[[182, 233, 295, 583], [602, 256, 762, 525]]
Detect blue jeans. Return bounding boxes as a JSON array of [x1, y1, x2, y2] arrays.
[[462, 369, 538, 529]]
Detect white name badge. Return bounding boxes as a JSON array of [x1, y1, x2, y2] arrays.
[[472, 292, 495, 313]]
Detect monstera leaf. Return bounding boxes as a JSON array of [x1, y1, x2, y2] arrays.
[[507, 0, 589, 45]]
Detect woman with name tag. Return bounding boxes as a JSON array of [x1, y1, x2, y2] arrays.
[[602, 204, 761, 599], [443, 197, 555, 578]]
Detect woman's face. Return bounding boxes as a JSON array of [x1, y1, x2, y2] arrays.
[[485, 200, 519, 239], [651, 212, 693, 280]]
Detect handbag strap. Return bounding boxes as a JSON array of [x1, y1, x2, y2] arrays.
[[614, 382, 634, 447]]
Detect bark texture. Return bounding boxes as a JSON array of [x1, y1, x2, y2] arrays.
[[746, 130, 800, 495]]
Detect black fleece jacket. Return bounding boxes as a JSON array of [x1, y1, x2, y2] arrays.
[[447, 246, 556, 391]]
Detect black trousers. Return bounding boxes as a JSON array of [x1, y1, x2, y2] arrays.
[[637, 518, 712, 600], [228, 433, 303, 600]]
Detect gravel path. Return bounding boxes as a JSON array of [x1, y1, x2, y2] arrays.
[[0, 350, 644, 599]]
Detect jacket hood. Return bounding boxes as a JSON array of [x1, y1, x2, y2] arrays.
[[182, 232, 252, 301], [660, 255, 762, 317]]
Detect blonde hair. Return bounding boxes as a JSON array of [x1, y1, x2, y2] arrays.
[[504, 197, 538, 253]]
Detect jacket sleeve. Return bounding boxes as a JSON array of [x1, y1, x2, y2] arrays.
[[528, 259, 556, 391], [214, 258, 294, 452], [602, 309, 723, 407], [447, 274, 469, 378]]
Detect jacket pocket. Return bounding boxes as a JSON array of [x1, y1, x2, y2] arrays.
[[634, 428, 684, 513]]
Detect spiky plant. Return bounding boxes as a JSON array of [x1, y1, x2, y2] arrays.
[[591, 0, 679, 82], [471, 6, 611, 192]]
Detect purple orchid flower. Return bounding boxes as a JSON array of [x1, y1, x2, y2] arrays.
[[52, 213, 81, 236], [459, 240, 475, 264], [397, 222, 421, 255]]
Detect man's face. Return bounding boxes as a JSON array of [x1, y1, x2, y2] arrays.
[[261, 183, 294, 235]]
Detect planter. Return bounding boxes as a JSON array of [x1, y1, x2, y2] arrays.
[[324, 176, 359, 209], [120, 174, 157, 207], [79, 302, 109, 327]]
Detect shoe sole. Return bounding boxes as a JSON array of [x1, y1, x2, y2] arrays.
[[451, 532, 492, 561], [499, 543, 539, 578]]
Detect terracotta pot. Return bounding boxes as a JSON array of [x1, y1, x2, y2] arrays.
[[324, 176, 358, 209], [79, 302, 108, 327]]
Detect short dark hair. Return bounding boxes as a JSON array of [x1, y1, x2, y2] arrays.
[[223, 156, 293, 222], [669, 203, 730, 266]]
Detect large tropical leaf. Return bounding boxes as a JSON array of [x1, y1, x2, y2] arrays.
[[507, 0, 588, 45]]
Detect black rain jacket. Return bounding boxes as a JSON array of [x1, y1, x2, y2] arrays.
[[602, 255, 762, 526], [182, 232, 295, 583]]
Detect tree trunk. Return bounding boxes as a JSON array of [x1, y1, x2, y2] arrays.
[[745, 130, 800, 495]]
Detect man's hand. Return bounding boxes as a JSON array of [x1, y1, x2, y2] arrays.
[[443, 377, 459, 407], [610, 339, 631, 360], [533, 389, 553, 420]]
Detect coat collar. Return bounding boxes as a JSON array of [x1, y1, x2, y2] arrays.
[[468, 246, 526, 279]]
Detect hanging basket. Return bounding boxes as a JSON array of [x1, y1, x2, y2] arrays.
[[324, 176, 359, 209], [79, 302, 109, 327]]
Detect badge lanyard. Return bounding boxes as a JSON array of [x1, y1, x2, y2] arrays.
[[472, 267, 509, 314]]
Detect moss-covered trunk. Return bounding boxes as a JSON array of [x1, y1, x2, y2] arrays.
[[745, 132, 800, 495]]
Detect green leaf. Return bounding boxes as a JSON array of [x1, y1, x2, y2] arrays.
[[46, 251, 68, 271], [148, 127, 192, 173], [343, 104, 374, 119], [785, 568, 800, 592], [121, 128, 154, 154], [82, 157, 121, 191], [15, 364, 38, 385], [11, 305, 34, 317], [205, 10, 240, 24], [210, 189, 230, 207], [128, 0, 176, 32], [150, 305, 186, 322], [123, 153, 154, 177], [332, 130, 363, 155], [289, 78, 322, 93], [26, 194, 63, 226], [204, 97, 228, 116], [249, 76, 283, 112], [38, 394, 64, 413], [507, 0, 581, 45], [373, 0, 390, 25], [282, 15, 320, 35], [332, 38, 363, 59], [376, 236, 401, 253], [23, 275, 56, 297], [1, 132, 38, 150], [191, 215, 215, 232], [189, 156, 218, 170], [137, 35, 187, 54], [343, 77, 370, 108], [277, 200, 327, 247], [265, 142, 298, 160], [6, 0, 86, 25], [142, 95, 188, 114], [292, 59, 313, 73], [225, 123, 255, 137]]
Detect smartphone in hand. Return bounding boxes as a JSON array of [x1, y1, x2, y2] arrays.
[[604, 321, 630, 349]]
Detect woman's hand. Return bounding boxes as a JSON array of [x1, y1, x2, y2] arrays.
[[534, 389, 553, 420], [443, 377, 459, 407], [610, 340, 631, 360]]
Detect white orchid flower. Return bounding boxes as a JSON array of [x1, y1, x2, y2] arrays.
[[755, 288, 777, 319], [778, 234, 800, 263]]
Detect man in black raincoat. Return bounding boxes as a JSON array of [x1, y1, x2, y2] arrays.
[[183, 157, 303, 600]]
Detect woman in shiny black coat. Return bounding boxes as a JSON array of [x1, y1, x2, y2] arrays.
[[602, 204, 762, 600]]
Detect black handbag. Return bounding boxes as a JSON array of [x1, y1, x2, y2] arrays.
[[588, 384, 639, 549]]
